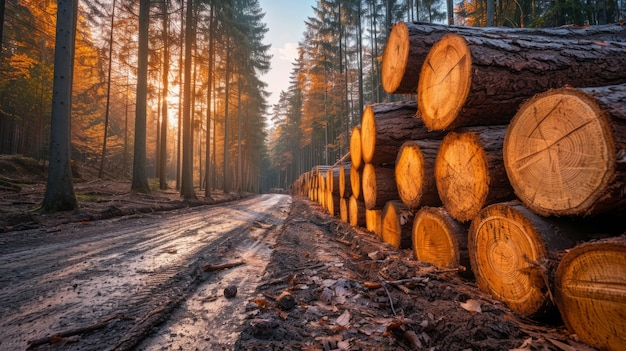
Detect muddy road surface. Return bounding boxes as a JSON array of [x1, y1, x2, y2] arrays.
[[0, 194, 291, 351]]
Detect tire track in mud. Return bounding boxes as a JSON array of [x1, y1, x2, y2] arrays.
[[0, 194, 291, 351]]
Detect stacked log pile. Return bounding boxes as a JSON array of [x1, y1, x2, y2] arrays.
[[292, 21, 626, 351]]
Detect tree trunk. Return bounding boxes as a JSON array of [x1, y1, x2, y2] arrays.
[[412, 206, 470, 275], [360, 101, 444, 165], [362, 163, 398, 210], [204, 4, 214, 199], [180, 0, 196, 199], [382, 21, 626, 96], [42, 0, 78, 212], [436, 126, 514, 222], [159, 0, 169, 190], [504, 84, 626, 216], [418, 33, 626, 130], [350, 165, 362, 200], [339, 163, 351, 198], [350, 126, 362, 170], [468, 201, 583, 319], [365, 208, 382, 237], [554, 235, 626, 351], [395, 139, 442, 210], [349, 195, 366, 228], [381, 200, 414, 249]]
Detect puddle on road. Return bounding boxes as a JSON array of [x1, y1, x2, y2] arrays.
[[136, 197, 291, 351]]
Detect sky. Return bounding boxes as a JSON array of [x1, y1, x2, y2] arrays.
[[258, 0, 317, 114]]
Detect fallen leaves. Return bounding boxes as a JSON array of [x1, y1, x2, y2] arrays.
[[460, 299, 482, 314]]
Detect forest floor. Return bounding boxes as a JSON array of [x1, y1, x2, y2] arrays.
[[0, 155, 600, 350]]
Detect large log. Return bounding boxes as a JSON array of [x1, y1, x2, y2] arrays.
[[412, 206, 470, 275], [325, 189, 339, 216], [468, 202, 583, 319], [349, 195, 366, 228], [339, 197, 349, 223], [381, 200, 414, 249], [362, 163, 399, 210], [395, 139, 442, 210], [417, 33, 626, 130], [360, 101, 444, 165], [349, 166, 362, 200], [435, 126, 515, 222], [350, 126, 363, 170], [382, 21, 626, 95], [504, 84, 626, 216], [338, 163, 351, 198], [554, 236, 626, 351], [365, 209, 383, 238]]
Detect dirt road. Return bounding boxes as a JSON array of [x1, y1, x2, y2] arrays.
[[0, 194, 291, 351]]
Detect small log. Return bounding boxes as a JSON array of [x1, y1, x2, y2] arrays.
[[412, 206, 470, 275], [326, 189, 339, 216], [555, 235, 626, 351], [504, 84, 626, 216], [365, 209, 383, 237], [360, 101, 445, 165], [382, 21, 626, 95], [395, 139, 442, 210], [350, 166, 362, 200], [339, 163, 351, 198], [435, 126, 514, 222], [349, 195, 366, 228], [339, 197, 349, 223], [381, 200, 414, 249], [362, 163, 399, 210], [417, 33, 626, 130], [350, 126, 363, 170], [468, 201, 584, 319], [202, 260, 246, 272]]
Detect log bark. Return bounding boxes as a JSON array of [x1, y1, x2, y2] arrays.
[[350, 126, 363, 170], [395, 139, 442, 210], [326, 167, 341, 196], [435, 126, 515, 222], [468, 201, 583, 319], [382, 21, 626, 95], [381, 200, 414, 249], [504, 84, 626, 216], [339, 163, 351, 198], [412, 206, 470, 275], [360, 101, 445, 165], [365, 209, 383, 237], [362, 163, 399, 210], [349, 166, 362, 200], [418, 33, 626, 130], [554, 235, 626, 351], [339, 197, 349, 223], [349, 195, 366, 228]]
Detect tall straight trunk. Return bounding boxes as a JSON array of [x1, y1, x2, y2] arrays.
[[131, 0, 150, 193], [357, 3, 364, 120], [487, 0, 495, 26], [447, 0, 454, 24], [176, 1, 185, 191], [99, 0, 116, 179], [237, 74, 242, 193], [159, 0, 169, 190], [42, 0, 78, 212], [223, 37, 231, 194], [204, 5, 214, 199], [180, 0, 196, 199]]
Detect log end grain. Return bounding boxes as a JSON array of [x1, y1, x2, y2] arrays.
[[468, 202, 554, 318], [350, 126, 363, 170], [349, 195, 366, 228], [435, 131, 490, 222], [381, 201, 413, 249], [555, 236, 626, 351], [339, 197, 349, 223], [504, 87, 616, 216], [417, 34, 472, 131], [360, 106, 377, 164], [396, 141, 426, 210], [365, 208, 383, 238], [350, 166, 362, 200], [382, 21, 411, 94]]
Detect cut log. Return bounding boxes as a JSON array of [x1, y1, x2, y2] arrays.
[[326, 167, 341, 196], [326, 189, 339, 216], [555, 236, 626, 351], [365, 209, 383, 237], [339, 197, 349, 223], [395, 139, 442, 210], [362, 163, 399, 210], [339, 163, 351, 198], [381, 200, 414, 249], [412, 206, 470, 275], [360, 101, 445, 165], [435, 126, 515, 222], [350, 126, 363, 170], [350, 166, 362, 200], [417, 33, 626, 130], [504, 84, 626, 216], [349, 195, 366, 228], [382, 21, 626, 95], [468, 201, 582, 319]]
